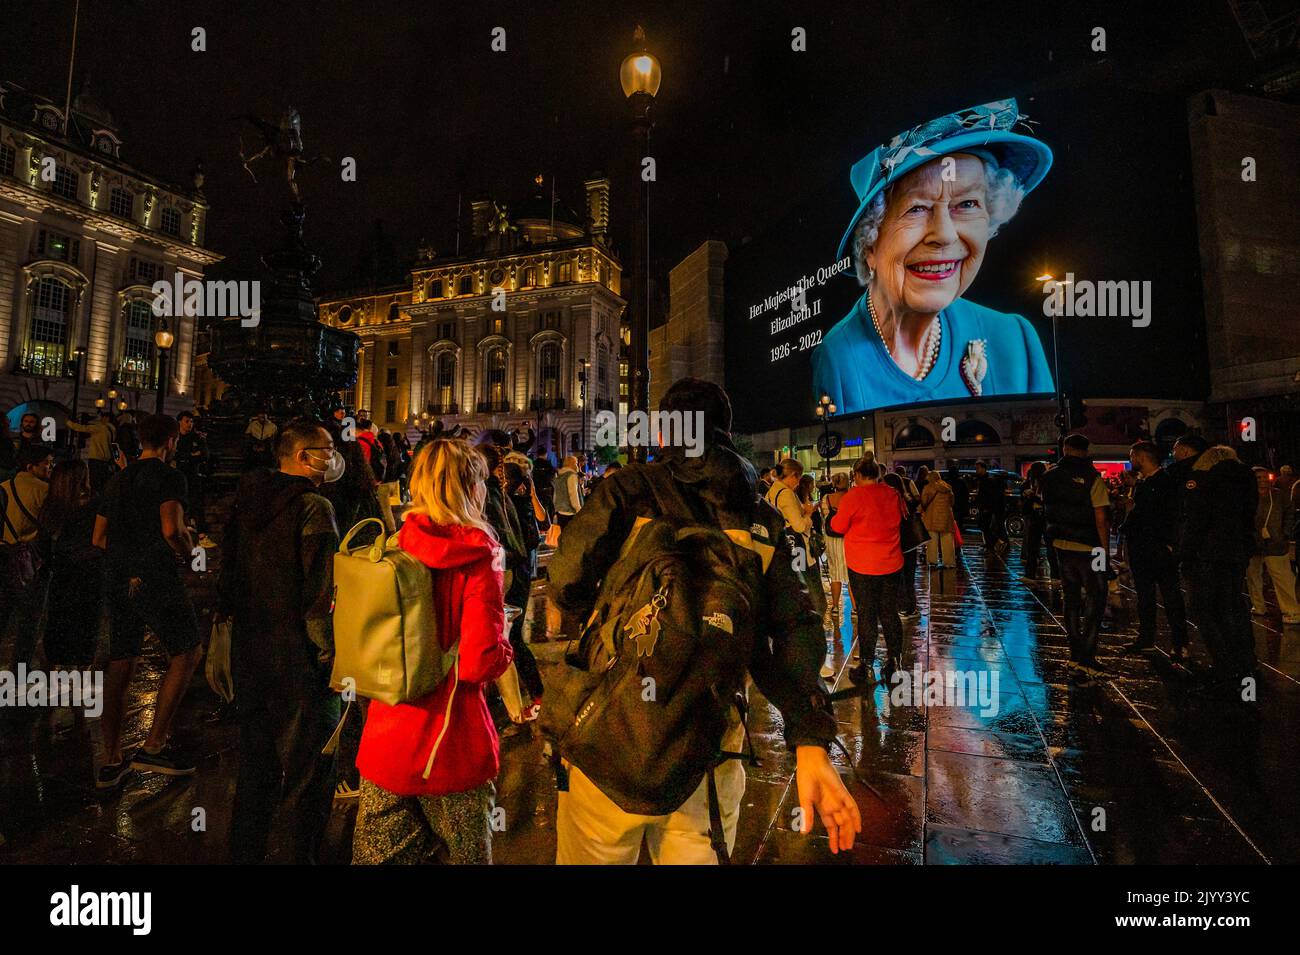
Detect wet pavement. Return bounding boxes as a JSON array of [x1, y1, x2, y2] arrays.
[[3, 534, 1298, 864]]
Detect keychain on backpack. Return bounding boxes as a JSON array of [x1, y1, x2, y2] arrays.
[[625, 587, 668, 658]]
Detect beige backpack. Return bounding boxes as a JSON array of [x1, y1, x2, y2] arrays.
[[330, 518, 455, 705]]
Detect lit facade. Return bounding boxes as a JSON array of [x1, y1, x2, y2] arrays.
[[0, 81, 221, 422], [319, 177, 626, 456]]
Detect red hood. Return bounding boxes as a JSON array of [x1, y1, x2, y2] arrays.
[[399, 513, 499, 570]]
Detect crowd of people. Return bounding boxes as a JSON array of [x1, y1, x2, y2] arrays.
[[3, 382, 1296, 864]]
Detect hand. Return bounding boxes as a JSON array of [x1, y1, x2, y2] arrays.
[[794, 745, 861, 854]]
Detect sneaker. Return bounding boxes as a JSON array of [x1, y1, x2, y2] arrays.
[[820, 657, 836, 679], [96, 754, 133, 790], [130, 744, 197, 777], [334, 779, 361, 800]]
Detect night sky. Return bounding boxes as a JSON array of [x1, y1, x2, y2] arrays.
[[1, 0, 1271, 424]]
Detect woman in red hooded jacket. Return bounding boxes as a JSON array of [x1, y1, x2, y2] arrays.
[[352, 437, 513, 864]]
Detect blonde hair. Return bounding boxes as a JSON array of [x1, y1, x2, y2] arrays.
[[407, 438, 497, 540]]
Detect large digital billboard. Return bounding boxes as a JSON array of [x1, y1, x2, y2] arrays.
[[724, 90, 1210, 435]]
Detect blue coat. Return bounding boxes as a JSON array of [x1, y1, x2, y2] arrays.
[[811, 295, 1054, 415]]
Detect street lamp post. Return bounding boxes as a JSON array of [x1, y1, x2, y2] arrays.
[[154, 319, 175, 414], [578, 357, 590, 466], [815, 394, 837, 480], [620, 25, 661, 463], [68, 346, 86, 447], [1036, 273, 1071, 456]]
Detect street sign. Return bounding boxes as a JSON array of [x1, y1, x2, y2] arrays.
[[817, 430, 843, 460]]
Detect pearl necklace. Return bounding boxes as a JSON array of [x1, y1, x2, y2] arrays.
[[867, 293, 941, 380]]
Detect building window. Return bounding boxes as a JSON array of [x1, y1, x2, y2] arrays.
[[0, 143, 14, 178], [521, 266, 536, 288], [109, 187, 133, 219], [37, 229, 80, 264], [436, 352, 455, 408], [427, 277, 443, 299], [557, 260, 573, 284], [385, 399, 396, 423], [619, 360, 629, 398], [129, 257, 162, 284], [52, 165, 78, 200], [437, 321, 454, 342], [386, 367, 398, 387], [160, 206, 181, 236], [492, 317, 504, 335], [387, 340, 400, 357], [118, 299, 157, 389], [541, 311, 559, 331], [539, 342, 561, 400], [486, 346, 508, 406], [24, 277, 71, 376], [458, 275, 473, 295]]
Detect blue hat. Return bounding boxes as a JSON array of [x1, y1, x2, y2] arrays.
[[836, 98, 1053, 261]]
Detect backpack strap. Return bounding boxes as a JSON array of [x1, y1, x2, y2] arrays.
[[6, 477, 37, 526], [706, 768, 730, 864]]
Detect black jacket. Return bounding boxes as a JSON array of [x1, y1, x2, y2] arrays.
[[1123, 467, 1180, 560], [547, 438, 837, 749], [219, 470, 339, 692], [1181, 446, 1257, 566], [1042, 455, 1103, 548]]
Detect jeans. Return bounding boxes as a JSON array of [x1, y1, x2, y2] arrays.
[[847, 568, 903, 665], [926, 531, 955, 566], [1247, 554, 1300, 620], [1131, 549, 1189, 649], [899, 550, 918, 614], [1057, 547, 1105, 663], [1023, 513, 1046, 576], [229, 680, 340, 864], [556, 761, 744, 865], [1185, 560, 1255, 679]]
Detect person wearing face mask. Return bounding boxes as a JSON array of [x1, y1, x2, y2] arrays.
[[218, 419, 343, 863]]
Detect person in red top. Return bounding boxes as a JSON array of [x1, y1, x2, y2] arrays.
[[830, 456, 908, 685], [352, 438, 513, 864]]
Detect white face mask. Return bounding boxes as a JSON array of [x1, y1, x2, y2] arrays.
[[305, 449, 346, 484]]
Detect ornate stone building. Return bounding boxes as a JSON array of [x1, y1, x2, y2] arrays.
[[0, 81, 221, 423], [318, 177, 627, 457]]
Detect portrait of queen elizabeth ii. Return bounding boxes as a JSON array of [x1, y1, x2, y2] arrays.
[[811, 98, 1055, 414]]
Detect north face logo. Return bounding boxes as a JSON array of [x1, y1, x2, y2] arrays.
[[703, 612, 734, 634]]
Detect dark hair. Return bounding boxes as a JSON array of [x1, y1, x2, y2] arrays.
[[797, 473, 815, 501], [1027, 461, 1047, 480], [975, 460, 988, 470], [604, 461, 622, 474], [275, 419, 330, 461], [40, 459, 91, 537], [503, 462, 528, 494], [17, 442, 54, 469], [1062, 432, 1091, 453], [1174, 434, 1209, 454], [882, 472, 905, 495], [758, 467, 771, 478], [1129, 440, 1159, 464], [176, 410, 195, 422], [138, 413, 179, 450], [660, 377, 732, 441], [853, 456, 880, 481], [356, 417, 373, 430], [479, 444, 502, 471]]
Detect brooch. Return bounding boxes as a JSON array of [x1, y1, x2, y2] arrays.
[[960, 340, 988, 396]]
